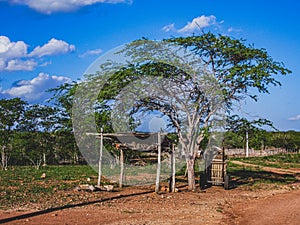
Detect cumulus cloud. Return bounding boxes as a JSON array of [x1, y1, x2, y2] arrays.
[[162, 15, 219, 34], [0, 36, 32, 71], [79, 48, 103, 58], [0, 36, 27, 58], [1, 72, 72, 102], [29, 38, 75, 58], [6, 59, 37, 71], [7, 0, 129, 14], [288, 114, 300, 121], [0, 35, 75, 71]]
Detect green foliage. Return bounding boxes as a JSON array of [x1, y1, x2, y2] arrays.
[[223, 131, 244, 149], [223, 130, 300, 152], [48, 82, 78, 131], [167, 32, 291, 103], [0, 98, 81, 168], [0, 98, 27, 170], [270, 130, 300, 151], [224, 115, 277, 150], [0, 98, 27, 130]]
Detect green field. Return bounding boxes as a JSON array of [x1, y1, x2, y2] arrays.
[[227, 153, 300, 189], [0, 154, 299, 209], [0, 165, 99, 210], [230, 153, 300, 169]]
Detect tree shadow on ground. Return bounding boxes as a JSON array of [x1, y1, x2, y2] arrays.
[[0, 189, 154, 224], [228, 169, 297, 189]]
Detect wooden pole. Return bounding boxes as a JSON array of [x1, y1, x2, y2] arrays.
[[171, 144, 176, 192], [155, 132, 161, 193], [119, 148, 124, 188], [245, 130, 249, 157], [97, 128, 103, 186]]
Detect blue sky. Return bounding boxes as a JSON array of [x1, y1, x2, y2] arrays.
[[0, 0, 300, 131]]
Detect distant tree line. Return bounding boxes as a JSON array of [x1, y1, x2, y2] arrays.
[[223, 130, 300, 152], [224, 115, 300, 152], [0, 98, 83, 170], [1, 97, 299, 170]]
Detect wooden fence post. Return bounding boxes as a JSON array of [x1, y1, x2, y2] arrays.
[[119, 148, 124, 188], [97, 128, 103, 187], [171, 144, 176, 192], [155, 132, 162, 193]]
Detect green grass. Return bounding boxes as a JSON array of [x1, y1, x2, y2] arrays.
[[0, 165, 98, 209], [231, 153, 300, 169], [227, 161, 297, 189], [228, 153, 300, 188], [0, 155, 298, 210]]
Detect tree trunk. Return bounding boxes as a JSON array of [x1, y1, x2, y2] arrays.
[[186, 159, 195, 191], [42, 152, 47, 166], [73, 151, 79, 164], [1, 147, 8, 170], [1, 148, 5, 170]]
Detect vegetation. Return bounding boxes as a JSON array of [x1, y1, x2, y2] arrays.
[[0, 97, 299, 171], [231, 153, 300, 169], [223, 130, 300, 152], [0, 165, 98, 210], [227, 163, 297, 190], [0, 99, 82, 170], [0, 33, 294, 192], [227, 154, 299, 190], [77, 32, 290, 190], [0, 153, 298, 210]]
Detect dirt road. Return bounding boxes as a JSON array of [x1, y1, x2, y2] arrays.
[[1, 161, 299, 225], [227, 188, 300, 225], [1, 185, 299, 225]]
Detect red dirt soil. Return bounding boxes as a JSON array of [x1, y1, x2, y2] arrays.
[[0, 183, 299, 225]]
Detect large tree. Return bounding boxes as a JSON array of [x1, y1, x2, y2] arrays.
[[61, 33, 291, 190]]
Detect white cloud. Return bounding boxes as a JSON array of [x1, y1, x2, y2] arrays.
[[0, 36, 30, 71], [29, 38, 75, 58], [288, 114, 300, 121], [8, 0, 128, 14], [79, 48, 103, 58], [178, 15, 217, 33], [6, 59, 37, 71], [0, 35, 75, 71], [0, 36, 27, 58], [162, 23, 175, 32], [1, 72, 72, 102], [163, 15, 218, 34]]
